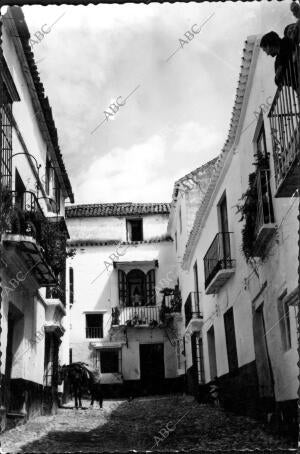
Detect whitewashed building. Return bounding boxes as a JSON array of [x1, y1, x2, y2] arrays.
[[167, 158, 217, 396], [0, 6, 73, 430], [170, 8, 299, 431], [65, 203, 183, 396]]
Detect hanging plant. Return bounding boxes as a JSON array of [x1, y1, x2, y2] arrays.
[[235, 152, 270, 262], [40, 218, 76, 275], [31, 211, 76, 275]]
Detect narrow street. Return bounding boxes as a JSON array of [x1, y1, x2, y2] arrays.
[[0, 395, 294, 452]]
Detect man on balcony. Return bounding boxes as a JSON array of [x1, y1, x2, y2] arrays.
[[260, 30, 298, 91]]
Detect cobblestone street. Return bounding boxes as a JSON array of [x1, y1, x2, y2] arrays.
[[0, 395, 295, 452]]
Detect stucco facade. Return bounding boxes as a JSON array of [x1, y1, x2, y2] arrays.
[[0, 6, 73, 430], [66, 206, 183, 395], [168, 9, 299, 427]]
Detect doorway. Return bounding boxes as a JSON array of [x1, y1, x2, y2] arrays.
[[253, 303, 274, 400], [139, 343, 164, 394], [207, 326, 217, 380], [4, 304, 23, 411]]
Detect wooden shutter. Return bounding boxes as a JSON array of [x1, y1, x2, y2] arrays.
[[118, 270, 127, 306], [146, 269, 156, 305]]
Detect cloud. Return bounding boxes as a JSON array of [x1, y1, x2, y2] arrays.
[[76, 121, 220, 204], [77, 135, 166, 203]]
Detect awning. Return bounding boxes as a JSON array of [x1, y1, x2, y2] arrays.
[[113, 260, 158, 269], [90, 341, 125, 349]]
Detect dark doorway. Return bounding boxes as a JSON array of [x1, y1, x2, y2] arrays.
[[4, 316, 15, 410], [190, 333, 203, 396], [139, 343, 164, 394], [253, 303, 274, 400], [224, 307, 238, 372], [4, 304, 23, 411], [207, 326, 217, 380]]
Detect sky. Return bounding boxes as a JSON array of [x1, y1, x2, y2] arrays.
[[22, 1, 290, 205]]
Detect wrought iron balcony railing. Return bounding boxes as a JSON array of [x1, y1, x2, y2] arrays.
[[254, 169, 275, 239], [86, 327, 103, 339], [184, 292, 202, 327], [5, 190, 44, 241], [112, 306, 160, 327], [204, 232, 235, 292], [162, 293, 182, 313], [268, 46, 300, 197]]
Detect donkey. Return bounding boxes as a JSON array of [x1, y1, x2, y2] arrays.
[[59, 362, 103, 409]]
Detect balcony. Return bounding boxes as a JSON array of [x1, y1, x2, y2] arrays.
[[44, 289, 66, 337], [86, 327, 103, 339], [268, 46, 300, 197], [112, 306, 160, 327], [253, 169, 276, 254], [46, 284, 65, 303], [184, 292, 202, 331], [2, 191, 56, 286], [204, 232, 235, 295]]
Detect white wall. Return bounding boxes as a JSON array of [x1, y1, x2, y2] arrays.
[[177, 7, 298, 402], [66, 213, 179, 382]]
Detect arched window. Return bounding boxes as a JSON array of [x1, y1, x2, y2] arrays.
[[118, 268, 156, 306]]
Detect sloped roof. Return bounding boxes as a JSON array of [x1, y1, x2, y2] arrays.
[[66, 203, 171, 218], [182, 35, 259, 270], [172, 157, 219, 202]]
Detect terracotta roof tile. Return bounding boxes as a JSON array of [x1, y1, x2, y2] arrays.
[[65, 203, 171, 218]]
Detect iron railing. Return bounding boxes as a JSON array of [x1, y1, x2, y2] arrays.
[[203, 232, 235, 289], [184, 292, 202, 327], [163, 293, 182, 313], [112, 306, 160, 327], [254, 169, 275, 237], [5, 190, 44, 241], [86, 327, 103, 339], [268, 45, 300, 192]]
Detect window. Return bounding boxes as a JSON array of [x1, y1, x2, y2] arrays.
[[224, 307, 238, 372], [256, 122, 268, 157], [278, 291, 292, 351], [1, 86, 12, 189], [15, 169, 25, 209], [127, 219, 143, 241], [69, 267, 74, 307], [85, 313, 103, 339], [179, 207, 182, 233], [218, 192, 231, 262], [193, 261, 199, 309], [45, 158, 54, 197], [54, 173, 60, 213], [45, 158, 50, 194], [69, 348, 73, 364], [118, 268, 156, 306], [175, 231, 177, 251], [96, 349, 121, 373]]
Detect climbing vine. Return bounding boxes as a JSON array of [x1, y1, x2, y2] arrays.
[[235, 152, 270, 263]]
